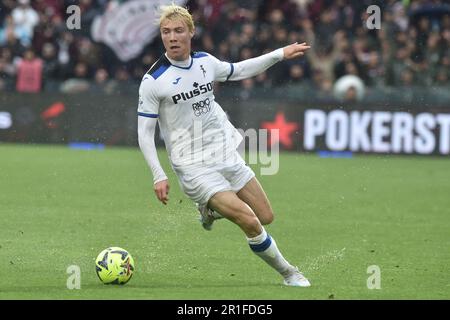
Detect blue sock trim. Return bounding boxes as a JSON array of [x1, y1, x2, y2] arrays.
[[249, 234, 272, 252]]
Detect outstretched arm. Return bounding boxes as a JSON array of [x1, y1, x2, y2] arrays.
[[228, 42, 310, 81], [138, 116, 169, 205]]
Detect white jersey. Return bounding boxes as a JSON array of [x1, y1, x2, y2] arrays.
[[137, 48, 284, 183], [138, 52, 242, 171]]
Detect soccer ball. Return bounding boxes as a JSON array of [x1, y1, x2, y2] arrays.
[[95, 247, 135, 285]]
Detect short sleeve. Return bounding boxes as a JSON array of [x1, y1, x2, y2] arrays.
[[207, 53, 234, 82], [138, 76, 160, 118]]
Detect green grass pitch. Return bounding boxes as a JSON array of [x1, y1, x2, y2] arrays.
[[0, 143, 449, 299]]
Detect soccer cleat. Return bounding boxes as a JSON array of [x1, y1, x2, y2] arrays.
[[282, 266, 311, 287], [197, 203, 222, 231]]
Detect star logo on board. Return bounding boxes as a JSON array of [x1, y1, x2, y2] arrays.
[[261, 111, 299, 149], [193, 82, 199, 88]]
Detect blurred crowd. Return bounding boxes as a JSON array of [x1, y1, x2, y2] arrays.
[[0, 0, 449, 96]]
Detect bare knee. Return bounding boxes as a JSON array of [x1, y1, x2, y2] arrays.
[[235, 212, 262, 237], [242, 202, 274, 226], [259, 210, 274, 225]]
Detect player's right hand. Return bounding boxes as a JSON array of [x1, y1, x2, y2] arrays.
[[154, 179, 170, 205]]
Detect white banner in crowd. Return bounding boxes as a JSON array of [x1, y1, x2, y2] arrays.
[[91, 0, 187, 62]]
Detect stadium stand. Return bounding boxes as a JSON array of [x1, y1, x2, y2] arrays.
[[0, 0, 448, 97]]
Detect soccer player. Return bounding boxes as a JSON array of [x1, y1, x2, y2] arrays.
[[138, 4, 311, 287]]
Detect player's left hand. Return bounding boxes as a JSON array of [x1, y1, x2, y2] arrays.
[[282, 42, 311, 60]]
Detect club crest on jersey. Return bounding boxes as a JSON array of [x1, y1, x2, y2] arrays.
[[200, 65, 206, 77], [172, 81, 214, 104]]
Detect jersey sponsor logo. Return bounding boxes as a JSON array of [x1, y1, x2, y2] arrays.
[[192, 97, 211, 116], [172, 81, 214, 104]]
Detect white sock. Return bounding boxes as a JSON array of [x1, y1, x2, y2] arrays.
[[247, 228, 293, 275]]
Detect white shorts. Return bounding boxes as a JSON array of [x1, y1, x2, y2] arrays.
[[175, 151, 255, 206]]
